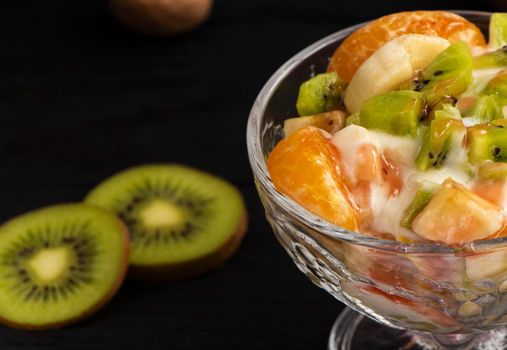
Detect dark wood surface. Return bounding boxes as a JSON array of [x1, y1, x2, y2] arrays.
[[0, 1, 495, 349]]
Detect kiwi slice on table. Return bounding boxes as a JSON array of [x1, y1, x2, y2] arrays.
[[0, 204, 129, 330], [85, 164, 247, 281]]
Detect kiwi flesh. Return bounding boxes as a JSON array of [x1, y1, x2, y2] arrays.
[[463, 95, 503, 122], [414, 42, 473, 108], [415, 109, 466, 171], [296, 72, 346, 116], [356, 90, 423, 137], [400, 186, 436, 229], [481, 70, 507, 104], [490, 13, 507, 50], [468, 124, 493, 163], [0, 204, 129, 330], [474, 47, 507, 69], [346, 113, 359, 126], [468, 119, 507, 163], [85, 164, 247, 281], [425, 95, 458, 122]]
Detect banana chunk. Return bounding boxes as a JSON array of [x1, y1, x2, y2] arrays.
[[344, 34, 450, 113]]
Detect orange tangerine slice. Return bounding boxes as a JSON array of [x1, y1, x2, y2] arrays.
[[328, 11, 486, 82], [267, 127, 358, 230]]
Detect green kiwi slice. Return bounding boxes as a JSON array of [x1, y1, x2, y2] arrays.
[[415, 109, 466, 171], [356, 90, 424, 137], [0, 204, 129, 330], [400, 186, 436, 229], [85, 164, 247, 280], [296, 72, 346, 116], [412, 41, 473, 109]]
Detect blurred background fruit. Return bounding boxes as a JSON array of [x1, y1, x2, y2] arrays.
[[109, 0, 213, 36]]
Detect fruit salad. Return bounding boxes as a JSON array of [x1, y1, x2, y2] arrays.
[[268, 11, 507, 246], [266, 11, 507, 331]]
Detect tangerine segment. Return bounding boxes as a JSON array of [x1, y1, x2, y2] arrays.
[[328, 11, 486, 82], [267, 127, 358, 230]]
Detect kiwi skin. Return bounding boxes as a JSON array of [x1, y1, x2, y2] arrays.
[[128, 213, 248, 282], [0, 213, 131, 331]]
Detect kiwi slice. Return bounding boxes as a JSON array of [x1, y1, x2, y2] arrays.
[[356, 90, 423, 137], [296, 72, 346, 116], [474, 47, 507, 69], [0, 204, 129, 330], [415, 42, 473, 108], [346, 112, 359, 126], [463, 95, 502, 122], [85, 164, 247, 281], [400, 186, 436, 229], [415, 112, 466, 171], [490, 13, 507, 50], [481, 70, 507, 104], [425, 95, 458, 121], [468, 119, 507, 163]]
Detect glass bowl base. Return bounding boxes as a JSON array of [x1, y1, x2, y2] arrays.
[[328, 308, 507, 350]]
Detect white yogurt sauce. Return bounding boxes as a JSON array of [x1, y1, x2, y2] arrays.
[[331, 124, 473, 241], [327, 59, 507, 240]]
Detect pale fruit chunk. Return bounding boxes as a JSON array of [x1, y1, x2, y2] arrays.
[[458, 301, 481, 317], [466, 249, 507, 280], [283, 110, 347, 137], [344, 34, 450, 113], [412, 178, 503, 245]]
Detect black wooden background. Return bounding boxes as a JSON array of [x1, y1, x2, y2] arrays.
[[0, 1, 495, 349]]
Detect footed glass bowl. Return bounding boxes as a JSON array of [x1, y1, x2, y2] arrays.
[[246, 10, 507, 350]]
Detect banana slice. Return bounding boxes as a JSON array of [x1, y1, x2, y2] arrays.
[[344, 34, 450, 113]]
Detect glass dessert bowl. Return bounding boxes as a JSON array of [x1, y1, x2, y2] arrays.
[[247, 10, 507, 350]]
